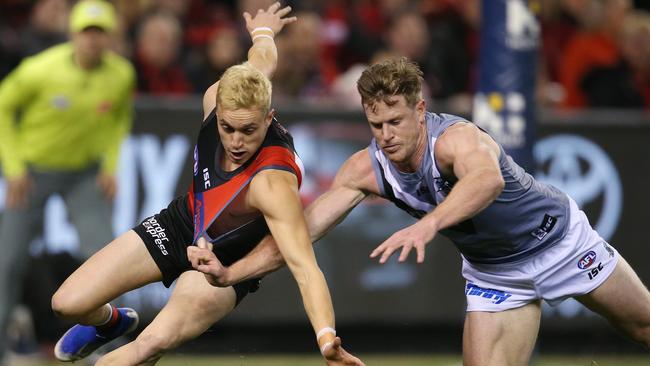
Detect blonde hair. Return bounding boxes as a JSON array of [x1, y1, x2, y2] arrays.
[[216, 63, 272, 114]]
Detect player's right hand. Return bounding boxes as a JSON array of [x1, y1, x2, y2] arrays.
[[5, 173, 33, 209], [187, 237, 232, 287], [322, 337, 366, 366]]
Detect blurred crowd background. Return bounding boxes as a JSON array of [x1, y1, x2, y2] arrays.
[[1, 0, 649, 111]]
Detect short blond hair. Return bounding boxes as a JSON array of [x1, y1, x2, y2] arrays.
[[216, 63, 272, 114]]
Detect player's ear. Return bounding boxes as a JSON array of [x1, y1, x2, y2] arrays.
[[265, 108, 275, 126], [416, 99, 426, 122]]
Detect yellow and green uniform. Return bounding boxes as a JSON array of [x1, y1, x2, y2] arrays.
[[0, 42, 135, 178]]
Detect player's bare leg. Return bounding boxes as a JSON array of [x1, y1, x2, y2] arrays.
[[577, 256, 650, 347], [463, 301, 541, 366], [52, 230, 164, 361], [96, 270, 237, 365], [52, 230, 163, 323]]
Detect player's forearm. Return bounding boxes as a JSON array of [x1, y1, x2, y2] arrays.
[[426, 168, 504, 231], [246, 35, 278, 80], [223, 235, 285, 285], [287, 263, 336, 348], [226, 188, 365, 283], [305, 186, 366, 242]]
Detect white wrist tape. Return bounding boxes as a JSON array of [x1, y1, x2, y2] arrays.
[[252, 34, 274, 42], [316, 326, 336, 340], [251, 26, 274, 35], [320, 341, 334, 355]]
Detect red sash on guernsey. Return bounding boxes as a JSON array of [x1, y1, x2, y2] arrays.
[[188, 110, 303, 244]]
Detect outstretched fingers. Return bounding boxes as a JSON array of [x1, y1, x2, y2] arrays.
[[267, 1, 281, 13], [276, 5, 292, 17], [370, 241, 397, 264], [398, 244, 414, 262], [416, 244, 426, 263], [371, 238, 427, 264], [282, 15, 297, 25]]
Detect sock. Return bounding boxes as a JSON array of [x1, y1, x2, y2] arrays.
[[96, 304, 121, 336]]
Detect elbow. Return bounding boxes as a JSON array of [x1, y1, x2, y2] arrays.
[[490, 172, 505, 198], [287, 263, 322, 288]]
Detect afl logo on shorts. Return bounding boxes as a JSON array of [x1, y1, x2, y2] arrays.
[[577, 251, 597, 269]]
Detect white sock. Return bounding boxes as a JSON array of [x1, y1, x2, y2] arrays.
[[96, 304, 114, 326]]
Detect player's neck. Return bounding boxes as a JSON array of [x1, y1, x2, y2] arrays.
[[400, 125, 427, 173]]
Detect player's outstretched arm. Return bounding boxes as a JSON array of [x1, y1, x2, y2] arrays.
[[247, 169, 364, 365], [243, 1, 296, 79], [370, 122, 505, 264], [189, 150, 376, 287], [202, 2, 295, 119]]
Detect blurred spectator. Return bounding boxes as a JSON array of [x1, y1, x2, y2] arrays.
[[333, 0, 411, 72], [0, 0, 69, 79], [581, 11, 650, 108], [0, 0, 648, 102], [134, 12, 192, 94], [538, 0, 590, 106], [374, 4, 477, 111], [0, 0, 134, 362], [541, 0, 590, 84], [331, 50, 400, 108], [272, 11, 338, 102], [18, 0, 69, 57], [189, 26, 245, 93], [385, 11, 430, 65], [558, 0, 632, 109]]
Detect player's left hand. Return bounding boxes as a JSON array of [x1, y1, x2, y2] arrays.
[[243, 2, 297, 37], [322, 337, 365, 366], [96, 173, 117, 201], [187, 237, 233, 287], [370, 220, 436, 264]]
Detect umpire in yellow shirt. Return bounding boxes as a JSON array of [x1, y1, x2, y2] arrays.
[[0, 0, 134, 361]]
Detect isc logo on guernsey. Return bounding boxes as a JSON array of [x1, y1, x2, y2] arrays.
[[577, 251, 597, 269], [142, 217, 170, 255]]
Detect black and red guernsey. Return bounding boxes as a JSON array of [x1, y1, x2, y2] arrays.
[[188, 109, 304, 252]]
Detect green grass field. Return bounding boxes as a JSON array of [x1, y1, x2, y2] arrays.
[[152, 355, 649, 366], [11, 354, 649, 366]]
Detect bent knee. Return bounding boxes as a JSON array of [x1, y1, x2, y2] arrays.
[[51, 286, 95, 321]]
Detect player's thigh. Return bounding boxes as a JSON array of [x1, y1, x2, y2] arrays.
[[463, 301, 541, 366], [52, 230, 163, 317], [577, 256, 650, 341], [137, 271, 236, 350]]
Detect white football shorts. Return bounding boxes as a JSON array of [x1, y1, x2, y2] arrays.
[[462, 198, 619, 312]]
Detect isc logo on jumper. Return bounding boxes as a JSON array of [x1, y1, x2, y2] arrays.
[[577, 251, 597, 269], [465, 283, 512, 304]]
